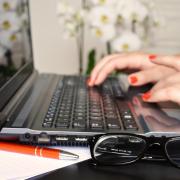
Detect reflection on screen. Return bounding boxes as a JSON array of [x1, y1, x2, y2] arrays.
[[0, 0, 31, 89], [132, 96, 180, 133]]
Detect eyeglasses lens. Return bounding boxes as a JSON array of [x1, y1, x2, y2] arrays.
[[94, 135, 146, 165], [166, 138, 180, 167]]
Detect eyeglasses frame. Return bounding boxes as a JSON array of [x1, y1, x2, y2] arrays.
[[88, 133, 180, 168]]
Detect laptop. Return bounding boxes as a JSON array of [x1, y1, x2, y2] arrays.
[[0, 0, 180, 146]]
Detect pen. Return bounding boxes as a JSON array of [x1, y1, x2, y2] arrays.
[[0, 142, 79, 160]]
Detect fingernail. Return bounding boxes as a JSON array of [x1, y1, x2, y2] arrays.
[[129, 76, 138, 84], [149, 54, 157, 60], [87, 78, 92, 86], [142, 91, 151, 101]]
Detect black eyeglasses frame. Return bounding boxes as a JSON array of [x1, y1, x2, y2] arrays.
[[88, 133, 180, 168]]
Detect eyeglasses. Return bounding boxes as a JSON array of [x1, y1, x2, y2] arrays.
[[89, 133, 180, 168]]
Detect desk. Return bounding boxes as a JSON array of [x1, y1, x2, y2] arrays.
[[33, 159, 180, 180]]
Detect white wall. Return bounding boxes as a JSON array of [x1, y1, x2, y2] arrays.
[[30, 0, 79, 74], [147, 0, 180, 54], [30, 0, 180, 74]]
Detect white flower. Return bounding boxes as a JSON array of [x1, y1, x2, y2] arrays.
[[57, 1, 87, 39], [88, 6, 117, 27], [140, 0, 155, 9], [0, 0, 19, 12], [58, 9, 86, 39], [90, 0, 117, 6], [116, 0, 148, 23], [0, 31, 21, 48], [134, 24, 145, 39], [91, 25, 116, 42], [0, 12, 20, 32], [74, 9, 86, 25], [20, 11, 28, 27], [151, 11, 165, 27], [111, 31, 142, 52], [57, 1, 74, 16], [63, 21, 78, 38]]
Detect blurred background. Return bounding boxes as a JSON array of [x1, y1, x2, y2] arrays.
[[1, 0, 180, 75]]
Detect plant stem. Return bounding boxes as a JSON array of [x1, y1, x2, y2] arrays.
[[132, 20, 136, 33], [77, 0, 87, 75], [79, 38, 83, 75], [106, 41, 112, 55]]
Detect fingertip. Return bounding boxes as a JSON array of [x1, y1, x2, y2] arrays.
[[90, 68, 100, 83], [93, 74, 106, 86], [93, 71, 108, 86], [86, 77, 92, 86], [94, 78, 102, 86]]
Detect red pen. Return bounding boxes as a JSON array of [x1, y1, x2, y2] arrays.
[[0, 142, 79, 160]]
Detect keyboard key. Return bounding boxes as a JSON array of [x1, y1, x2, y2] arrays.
[[57, 117, 70, 122], [42, 122, 52, 128], [89, 112, 102, 117], [107, 123, 120, 129], [89, 109, 101, 113], [106, 118, 121, 129], [55, 122, 69, 128], [42, 76, 139, 133], [75, 112, 86, 117], [74, 116, 86, 121], [90, 121, 103, 129], [124, 123, 138, 131], [73, 122, 86, 128], [105, 114, 118, 119], [90, 116, 103, 121]]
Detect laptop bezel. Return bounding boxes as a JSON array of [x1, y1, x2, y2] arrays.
[[0, 0, 34, 111]]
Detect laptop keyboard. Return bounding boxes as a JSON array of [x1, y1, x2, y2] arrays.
[[42, 76, 138, 131]]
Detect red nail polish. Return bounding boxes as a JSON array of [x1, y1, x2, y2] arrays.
[[142, 91, 151, 101], [149, 54, 157, 60], [130, 76, 138, 84]]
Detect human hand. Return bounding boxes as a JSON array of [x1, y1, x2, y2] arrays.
[[88, 52, 176, 87], [142, 55, 180, 105]]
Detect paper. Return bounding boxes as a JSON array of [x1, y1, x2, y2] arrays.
[[0, 146, 91, 180]]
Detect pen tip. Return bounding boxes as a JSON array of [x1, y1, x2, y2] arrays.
[[60, 150, 79, 160]]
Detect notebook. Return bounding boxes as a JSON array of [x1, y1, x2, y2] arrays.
[[0, 0, 180, 146]]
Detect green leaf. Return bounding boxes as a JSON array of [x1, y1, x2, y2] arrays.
[[85, 49, 96, 75]]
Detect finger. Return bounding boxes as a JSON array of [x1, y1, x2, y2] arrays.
[[150, 55, 180, 71], [143, 84, 180, 104], [128, 66, 175, 86], [94, 53, 154, 85], [151, 72, 180, 92], [89, 54, 120, 86]]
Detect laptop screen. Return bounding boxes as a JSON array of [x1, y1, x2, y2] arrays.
[[0, 0, 33, 110]]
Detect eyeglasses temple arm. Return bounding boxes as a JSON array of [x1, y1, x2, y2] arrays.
[[142, 154, 166, 161]]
